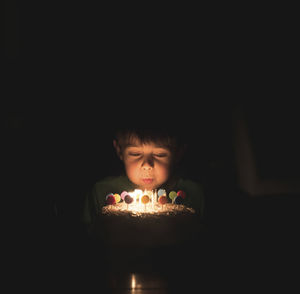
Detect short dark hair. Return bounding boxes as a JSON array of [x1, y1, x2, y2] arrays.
[[114, 122, 186, 153]]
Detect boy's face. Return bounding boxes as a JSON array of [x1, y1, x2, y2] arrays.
[[114, 137, 173, 190]]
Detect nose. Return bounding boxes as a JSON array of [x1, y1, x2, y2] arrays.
[[141, 155, 154, 169]]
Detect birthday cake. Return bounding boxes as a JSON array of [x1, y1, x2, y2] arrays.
[[94, 189, 202, 250]]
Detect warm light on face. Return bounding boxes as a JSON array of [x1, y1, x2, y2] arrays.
[[122, 140, 172, 191]]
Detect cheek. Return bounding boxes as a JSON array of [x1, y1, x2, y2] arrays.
[[124, 161, 139, 178], [155, 163, 171, 180]]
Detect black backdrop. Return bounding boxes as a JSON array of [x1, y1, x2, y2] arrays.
[[5, 3, 300, 290]]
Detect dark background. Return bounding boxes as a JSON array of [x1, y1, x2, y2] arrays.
[[5, 2, 300, 291]]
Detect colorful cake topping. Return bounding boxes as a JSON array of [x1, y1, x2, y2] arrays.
[[141, 194, 150, 204], [104, 189, 188, 213], [158, 189, 166, 197], [158, 195, 168, 205], [177, 190, 186, 199], [124, 194, 134, 204], [114, 193, 121, 203], [120, 191, 129, 200], [169, 191, 177, 202], [102, 188, 196, 218], [106, 193, 114, 199], [106, 194, 116, 205]]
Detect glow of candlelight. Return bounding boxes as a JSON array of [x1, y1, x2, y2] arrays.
[[125, 189, 161, 213]]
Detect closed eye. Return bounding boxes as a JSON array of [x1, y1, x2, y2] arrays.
[[153, 153, 168, 158], [129, 153, 142, 157]]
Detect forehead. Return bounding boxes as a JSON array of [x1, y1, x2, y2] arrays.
[[125, 136, 169, 149]]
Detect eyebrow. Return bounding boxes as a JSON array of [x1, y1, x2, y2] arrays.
[[126, 144, 170, 150]]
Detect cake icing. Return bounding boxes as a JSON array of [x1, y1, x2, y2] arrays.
[[102, 202, 195, 218]]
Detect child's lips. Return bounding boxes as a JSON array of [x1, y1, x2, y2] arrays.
[[142, 178, 154, 184]]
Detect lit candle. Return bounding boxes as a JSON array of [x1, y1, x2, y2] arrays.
[[151, 191, 154, 209]]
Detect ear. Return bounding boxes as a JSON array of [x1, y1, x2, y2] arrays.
[[113, 139, 123, 160]]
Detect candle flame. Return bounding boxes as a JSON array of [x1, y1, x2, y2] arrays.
[[125, 189, 162, 213]]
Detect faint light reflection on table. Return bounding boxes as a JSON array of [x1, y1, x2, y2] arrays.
[[109, 272, 168, 294]]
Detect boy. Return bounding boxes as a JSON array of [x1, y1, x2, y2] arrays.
[[82, 123, 205, 230]]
